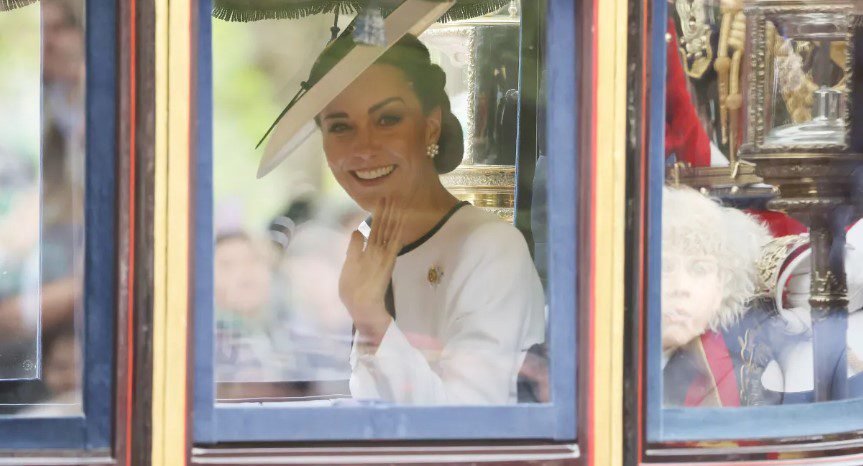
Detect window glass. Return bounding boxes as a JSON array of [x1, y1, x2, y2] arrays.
[[211, 1, 550, 406], [0, 0, 85, 416], [662, 0, 862, 408]]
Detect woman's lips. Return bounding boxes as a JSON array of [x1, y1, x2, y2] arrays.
[[351, 164, 396, 183]]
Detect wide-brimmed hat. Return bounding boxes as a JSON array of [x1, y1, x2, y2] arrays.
[[213, 0, 508, 23]]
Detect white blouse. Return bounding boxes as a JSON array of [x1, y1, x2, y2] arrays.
[[350, 203, 546, 405]]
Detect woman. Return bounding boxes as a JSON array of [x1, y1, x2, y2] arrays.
[[303, 34, 545, 405]]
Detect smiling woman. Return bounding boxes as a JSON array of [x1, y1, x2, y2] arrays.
[[291, 33, 545, 405]]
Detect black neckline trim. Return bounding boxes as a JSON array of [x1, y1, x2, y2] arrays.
[[363, 201, 470, 256], [398, 201, 469, 256]]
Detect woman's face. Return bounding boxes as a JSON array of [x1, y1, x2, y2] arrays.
[[319, 64, 441, 211]]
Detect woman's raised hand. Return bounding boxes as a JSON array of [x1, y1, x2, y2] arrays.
[[339, 197, 405, 346]]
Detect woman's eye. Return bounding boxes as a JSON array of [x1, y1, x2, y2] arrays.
[[378, 114, 403, 127], [327, 122, 351, 133]]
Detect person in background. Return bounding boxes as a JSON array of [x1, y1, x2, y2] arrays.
[[662, 186, 779, 407], [214, 231, 285, 384]]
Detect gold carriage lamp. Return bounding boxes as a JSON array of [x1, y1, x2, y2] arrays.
[[739, 0, 863, 401]]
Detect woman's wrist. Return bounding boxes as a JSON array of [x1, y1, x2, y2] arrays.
[[354, 312, 392, 347]]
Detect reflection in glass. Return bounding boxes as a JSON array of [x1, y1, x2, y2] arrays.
[[758, 226, 863, 401], [212, 14, 360, 402], [0, 0, 85, 416], [0, 0, 42, 383], [761, 11, 848, 146], [212, 3, 549, 406], [662, 0, 863, 408]]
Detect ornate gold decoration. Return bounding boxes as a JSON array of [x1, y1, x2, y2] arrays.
[[440, 164, 515, 222], [810, 270, 849, 306], [427, 265, 443, 286], [676, 0, 714, 78], [743, 4, 855, 151], [736, 327, 775, 406], [665, 160, 767, 198], [756, 234, 810, 295], [715, 4, 746, 161], [749, 10, 768, 146]]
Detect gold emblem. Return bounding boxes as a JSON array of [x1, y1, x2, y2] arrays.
[[676, 0, 713, 79], [427, 265, 443, 286]]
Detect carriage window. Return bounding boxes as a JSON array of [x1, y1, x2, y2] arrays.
[[210, 1, 549, 408], [659, 0, 862, 421], [195, 0, 577, 444], [0, 0, 85, 417]]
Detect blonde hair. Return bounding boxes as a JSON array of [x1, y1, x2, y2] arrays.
[[663, 186, 771, 330]]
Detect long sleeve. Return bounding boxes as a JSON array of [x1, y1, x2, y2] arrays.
[[349, 221, 545, 405]]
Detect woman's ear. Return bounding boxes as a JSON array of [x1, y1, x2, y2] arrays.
[[425, 106, 442, 144]]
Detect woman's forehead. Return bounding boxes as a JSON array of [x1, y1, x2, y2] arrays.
[[323, 64, 420, 115]]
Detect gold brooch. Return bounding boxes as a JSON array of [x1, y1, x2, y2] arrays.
[[427, 265, 443, 286]]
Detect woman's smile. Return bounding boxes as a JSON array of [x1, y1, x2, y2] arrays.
[[352, 164, 397, 182]]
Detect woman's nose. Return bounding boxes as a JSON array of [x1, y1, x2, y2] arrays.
[[351, 124, 378, 158]]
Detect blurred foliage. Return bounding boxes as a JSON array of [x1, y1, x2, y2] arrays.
[[0, 3, 40, 167], [213, 16, 355, 233]]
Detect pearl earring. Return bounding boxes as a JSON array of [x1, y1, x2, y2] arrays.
[[426, 143, 440, 159]]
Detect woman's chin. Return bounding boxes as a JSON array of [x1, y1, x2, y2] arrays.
[[348, 185, 400, 211]]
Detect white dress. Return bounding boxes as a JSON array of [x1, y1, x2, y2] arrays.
[[350, 203, 546, 405]]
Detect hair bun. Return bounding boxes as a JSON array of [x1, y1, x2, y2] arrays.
[[429, 64, 447, 93], [436, 110, 464, 174], [423, 64, 462, 173]]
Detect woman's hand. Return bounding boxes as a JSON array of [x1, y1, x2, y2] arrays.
[[339, 198, 405, 346]]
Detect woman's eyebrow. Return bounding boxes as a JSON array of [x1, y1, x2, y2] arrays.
[[368, 97, 405, 114], [321, 111, 348, 121], [321, 97, 404, 120]]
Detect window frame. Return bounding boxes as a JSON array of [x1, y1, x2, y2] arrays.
[[0, 0, 117, 450], [642, 0, 863, 446], [192, 0, 580, 444]]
